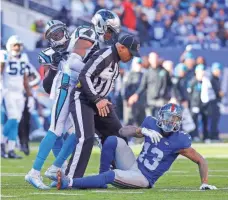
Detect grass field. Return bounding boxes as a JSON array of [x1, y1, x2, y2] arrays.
[[1, 143, 228, 200]]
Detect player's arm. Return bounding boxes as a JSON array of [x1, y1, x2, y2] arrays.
[[72, 38, 94, 57], [0, 50, 7, 74], [179, 147, 217, 190], [119, 125, 162, 143], [43, 66, 58, 94], [119, 126, 143, 138], [0, 62, 5, 74], [27, 63, 41, 87], [24, 74, 33, 97]]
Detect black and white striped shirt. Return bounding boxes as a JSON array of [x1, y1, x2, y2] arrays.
[[76, 45, 120, 103]]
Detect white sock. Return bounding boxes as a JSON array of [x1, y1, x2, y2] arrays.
[[62, 160, 68, 168], [68, 178, 73, 187], [31, 168, 40, 176], [8, 140, 16, 151]]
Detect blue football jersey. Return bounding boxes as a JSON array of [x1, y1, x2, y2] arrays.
[[137, 116, 192, 187]]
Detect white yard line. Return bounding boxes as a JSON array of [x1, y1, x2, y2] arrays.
[[159, 188, 228, 192], [92, 191, 144, 194], [1, 196, 17, 198], [1, 173, 25, 177], [30, 192, 84, 196], [168, 174, 228, 177]]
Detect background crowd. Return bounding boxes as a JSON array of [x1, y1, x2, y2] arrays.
[[32, 0, 228, 49]]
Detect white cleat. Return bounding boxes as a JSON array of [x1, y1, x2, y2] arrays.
[[45, 165, 60, 181], [25, 172, 50, 190]]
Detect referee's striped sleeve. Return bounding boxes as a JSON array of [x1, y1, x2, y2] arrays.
[[78, 48, 112, 103]]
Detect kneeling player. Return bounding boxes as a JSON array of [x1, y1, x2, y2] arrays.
[[57, 103, 217, 190]]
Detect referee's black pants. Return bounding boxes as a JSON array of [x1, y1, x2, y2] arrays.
[[65, 91, 124, 178], [18, 98, 30, 147]]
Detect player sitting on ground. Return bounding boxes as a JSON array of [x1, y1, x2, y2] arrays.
[[57, 103, 217, 190]]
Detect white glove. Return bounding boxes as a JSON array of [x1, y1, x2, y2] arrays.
[[27, 96, 35, 112], [141, 128, 163, 144], [200, 183, 217, 190]]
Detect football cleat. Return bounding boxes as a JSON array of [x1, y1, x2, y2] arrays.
[[20, 143, 30, 156], [45, 165, 60, 181], [25, 172, 50, 190], [57, 170, 70, 190], [8, 150, 22, 159]]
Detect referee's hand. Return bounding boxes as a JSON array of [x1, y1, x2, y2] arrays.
[[96, 99, 112, 117]]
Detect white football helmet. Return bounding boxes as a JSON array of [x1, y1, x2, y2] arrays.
[[6, 35, 23, 56], [45, 20, 70, 52], [91, 9, 121, 42]]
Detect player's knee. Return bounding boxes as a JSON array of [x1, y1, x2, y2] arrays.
[[103, 136, 118, 151], [49, 128, 63, 137]]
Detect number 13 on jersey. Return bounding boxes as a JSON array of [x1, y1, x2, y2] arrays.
[[138, 142, 164, 171]]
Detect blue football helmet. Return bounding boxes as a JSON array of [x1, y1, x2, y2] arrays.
[[157, 103, 183, 132]]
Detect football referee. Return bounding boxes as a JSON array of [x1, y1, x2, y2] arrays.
[[65, 34, 140, 178]]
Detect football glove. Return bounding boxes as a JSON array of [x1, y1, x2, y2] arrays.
[[200, 183, 217, 190], [141, 128, 163, 144]]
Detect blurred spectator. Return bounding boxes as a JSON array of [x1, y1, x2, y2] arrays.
[[218, 21, 228, 46], [122, 0, 137, 30], [196, 56, 207, 66], [188, 64, 210, 142], [31, 20, 45, 33], [136, 13, 151, 46], [141, 55, 150, 69], [171, 63, 189, 107], [124, 57, 145, 126], [141, 0, 156, 24], [36, 34, 49, 48], [93, 0, 106, 14], [171, 14, 194, 46], [128, 52, 171, 117], [162, 60, 173, 76], [150, 12, 167, 47], [183, 52, 196, 85], [113, 63, 127, 121], [71, 0, 94, 23], [209, 62, 224, 141], [54, 6, 71, 26], [213, 7, 227, 22], [204, 31, 221, 50], [111, 0, 124, 18]]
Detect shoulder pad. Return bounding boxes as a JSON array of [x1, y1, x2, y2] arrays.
[[67, 26, 97, 52], [0, 50, 8, 63], [76, 26, 97, 43], [42, 47, 56, 56]]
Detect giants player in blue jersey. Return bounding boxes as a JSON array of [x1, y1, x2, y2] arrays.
[[56, 103, 217, 190]]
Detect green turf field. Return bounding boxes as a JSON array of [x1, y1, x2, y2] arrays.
[[1, 143, 228, 200]]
